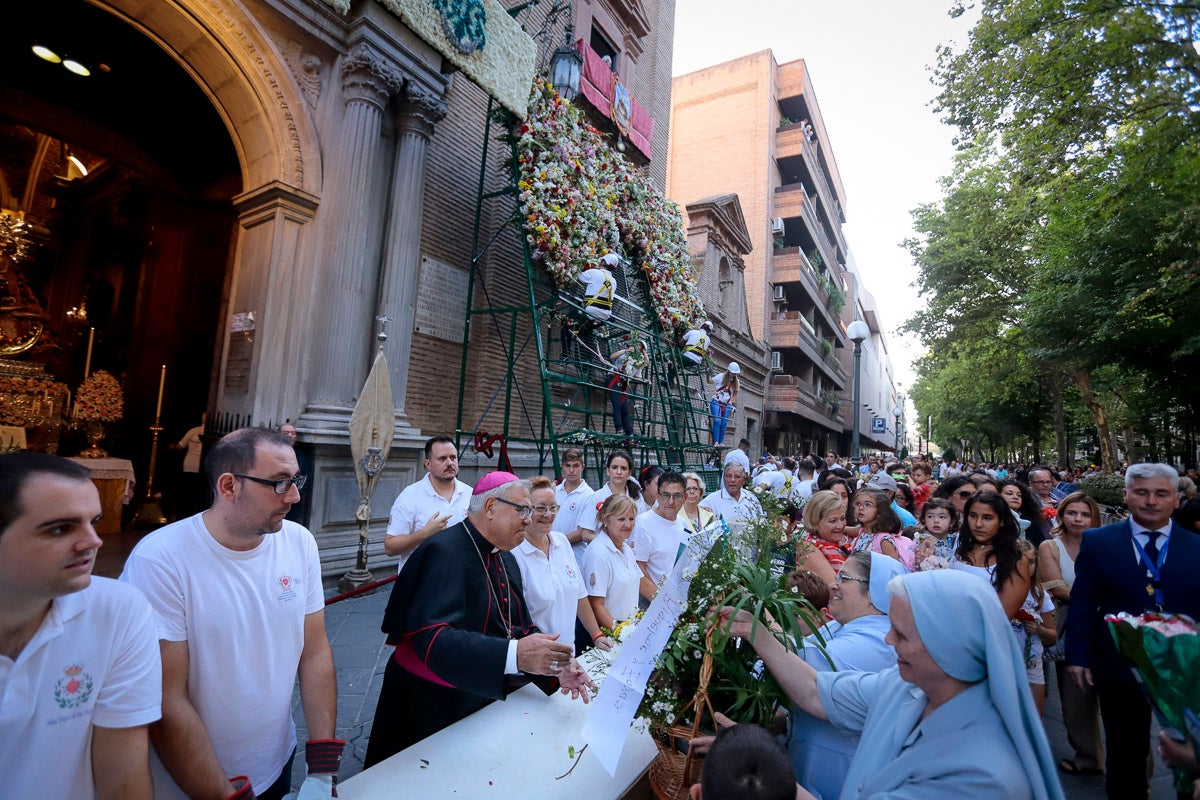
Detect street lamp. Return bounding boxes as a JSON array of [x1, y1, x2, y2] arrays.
[[892, 402, 903, 455], [847, 319, 870, 463]]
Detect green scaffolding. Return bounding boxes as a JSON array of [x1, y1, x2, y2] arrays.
[[455, 100, 718, 487]]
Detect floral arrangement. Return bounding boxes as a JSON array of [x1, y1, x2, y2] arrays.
[[626, 495, 825, 732], [1041, 506, 1058, 522], [1079, 472, 1126, 507], [74, 371, 124, 422], [514, 78, 707, 334]]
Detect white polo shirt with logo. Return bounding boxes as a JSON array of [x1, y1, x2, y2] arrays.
[[386, 473, 472, 573], [121, 515, 324, 798], [0, 577, 162, 799], [514, 531, 588, 654], [582, 533, 642, 624], [555, 479, 593, 565]]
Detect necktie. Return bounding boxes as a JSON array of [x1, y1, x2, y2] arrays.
[[1144, 530, 1161, 566]]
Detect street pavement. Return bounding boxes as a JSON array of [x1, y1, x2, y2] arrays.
[[296, 584, 1182, 797]]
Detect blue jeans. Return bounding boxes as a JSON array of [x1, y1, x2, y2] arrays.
[[711, 398, 731, 444], [608, 374, 633, 435]]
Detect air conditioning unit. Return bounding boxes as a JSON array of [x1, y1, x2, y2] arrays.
[[770, 217, 786, 235], [772, 284, 786, 302], [770, 350, 783, 371]]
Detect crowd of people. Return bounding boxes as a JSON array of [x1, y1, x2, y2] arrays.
[[4, 431, 1200, 799]]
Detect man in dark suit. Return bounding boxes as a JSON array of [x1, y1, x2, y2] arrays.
[[1065, 462, 1200, 799]]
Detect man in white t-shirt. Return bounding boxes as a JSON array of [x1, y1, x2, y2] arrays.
[[578, 253, 619, 321], [680, 320, 713, 365], [385, 435, 472, 573], [630, 471, 689, 601], [0, 453, 162, 800], [702, 453, 762, 524], [122, 428, 341, 800], [555, 447, 594, 567]]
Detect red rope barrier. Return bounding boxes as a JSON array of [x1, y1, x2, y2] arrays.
[[324, 574, 396, 606]]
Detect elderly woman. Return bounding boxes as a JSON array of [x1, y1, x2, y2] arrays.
[[786, 552, 906, 800], [717, 569, 1064, 799], [681, 471, 716, 536], [514, 477, 613, 654]]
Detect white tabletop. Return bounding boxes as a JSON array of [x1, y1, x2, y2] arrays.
[[338, 671, 656, 799]]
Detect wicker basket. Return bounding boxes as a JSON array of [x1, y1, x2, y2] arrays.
[[648, 630, 718, 800]]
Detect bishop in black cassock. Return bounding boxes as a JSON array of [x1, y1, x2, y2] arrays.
[[364, 474, 591, 767]]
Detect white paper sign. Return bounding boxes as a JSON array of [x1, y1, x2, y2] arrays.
[[582, 519, 728, 775]]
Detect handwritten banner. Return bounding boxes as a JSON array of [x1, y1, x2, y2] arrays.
[[582, 519, 728, 775]]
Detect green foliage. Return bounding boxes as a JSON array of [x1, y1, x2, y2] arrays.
[[636, 497, 825, 733], [1079, 473, 1126, 507], [906, 1, 1200, 462]]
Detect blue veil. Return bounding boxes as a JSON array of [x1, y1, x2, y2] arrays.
[[902, 569, 1065, 800]]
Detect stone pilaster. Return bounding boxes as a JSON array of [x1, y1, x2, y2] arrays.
[[375, 88, 448, 417]]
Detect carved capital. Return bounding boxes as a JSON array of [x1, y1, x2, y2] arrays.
[[396, 88, 448, 138], [341, 47, 401, 110]]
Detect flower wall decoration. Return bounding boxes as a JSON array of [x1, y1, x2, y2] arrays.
[[514, 78, 707, 335], [75, 370, 124, 422]]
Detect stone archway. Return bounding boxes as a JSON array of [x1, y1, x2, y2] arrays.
[[91, 0, 322, 195]]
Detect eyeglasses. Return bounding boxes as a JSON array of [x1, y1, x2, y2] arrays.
[[532, 504, 559, 516], [659, 492, 686, 502], [233, 474, 307, 494], [835, 570, 868, 586], [954, 489, 975, 498], [685, 486, 702, 494], [493, 496, 534, 519]]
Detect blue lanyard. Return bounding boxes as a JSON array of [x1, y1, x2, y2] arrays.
[[1132, 534, 1169, 610]]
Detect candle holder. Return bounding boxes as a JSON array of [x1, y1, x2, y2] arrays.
[[132, 422, 168, 526]]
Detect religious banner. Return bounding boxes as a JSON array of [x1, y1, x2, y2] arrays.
[[581, 519, 727, 775]]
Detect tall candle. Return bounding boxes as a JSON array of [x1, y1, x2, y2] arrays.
[[155, 364, 166, 419], [83, 327, 95, 378]]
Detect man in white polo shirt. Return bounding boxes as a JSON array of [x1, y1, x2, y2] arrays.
[[630, 471, 689, 602], [0, 452, 162, 800], [702, 450, 762, 524], [555, 447, 593, 567], [385, 435, 472, 573]]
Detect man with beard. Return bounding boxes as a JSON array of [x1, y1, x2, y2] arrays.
[[364, 472, 594, 766], [122, 428, 340, 800], [384, 435, 472, 573]]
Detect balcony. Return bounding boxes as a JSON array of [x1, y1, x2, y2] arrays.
[[771, 247, 846, 340], [774, 184, 837, 272], [766, 373, 844, 432], [576, 40, 654, 160], [768, 312, 846, 387], [775, 122, 847, 253]]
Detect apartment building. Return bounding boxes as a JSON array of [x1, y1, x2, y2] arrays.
[[669, 50, 865, 456]]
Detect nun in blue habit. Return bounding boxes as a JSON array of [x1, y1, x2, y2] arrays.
[[789, 552, 905, 800], [717, 567, 1064, 800]]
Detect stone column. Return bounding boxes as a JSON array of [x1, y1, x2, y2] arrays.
[[305, 46, 401, 424], [375, 88, 447, 418]]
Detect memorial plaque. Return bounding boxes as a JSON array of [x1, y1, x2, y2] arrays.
[[224, 331, 254, 394], [414, 256, 469, 343]]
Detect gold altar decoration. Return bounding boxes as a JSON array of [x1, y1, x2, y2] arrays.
[[0, 359, 70, 453]]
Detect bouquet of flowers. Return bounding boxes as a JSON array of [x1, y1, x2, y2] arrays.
[[74, 370, 124, 422], [1107, 612, 1200, 793]]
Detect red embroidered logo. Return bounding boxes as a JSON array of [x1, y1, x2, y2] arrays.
[[54, 664, 94, 709]]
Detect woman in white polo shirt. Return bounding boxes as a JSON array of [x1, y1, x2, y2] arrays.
[[514, 477, 613, 654], [582, 494, 642, 630]]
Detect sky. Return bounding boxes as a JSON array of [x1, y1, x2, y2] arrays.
[[671, 0, 978, 399]]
